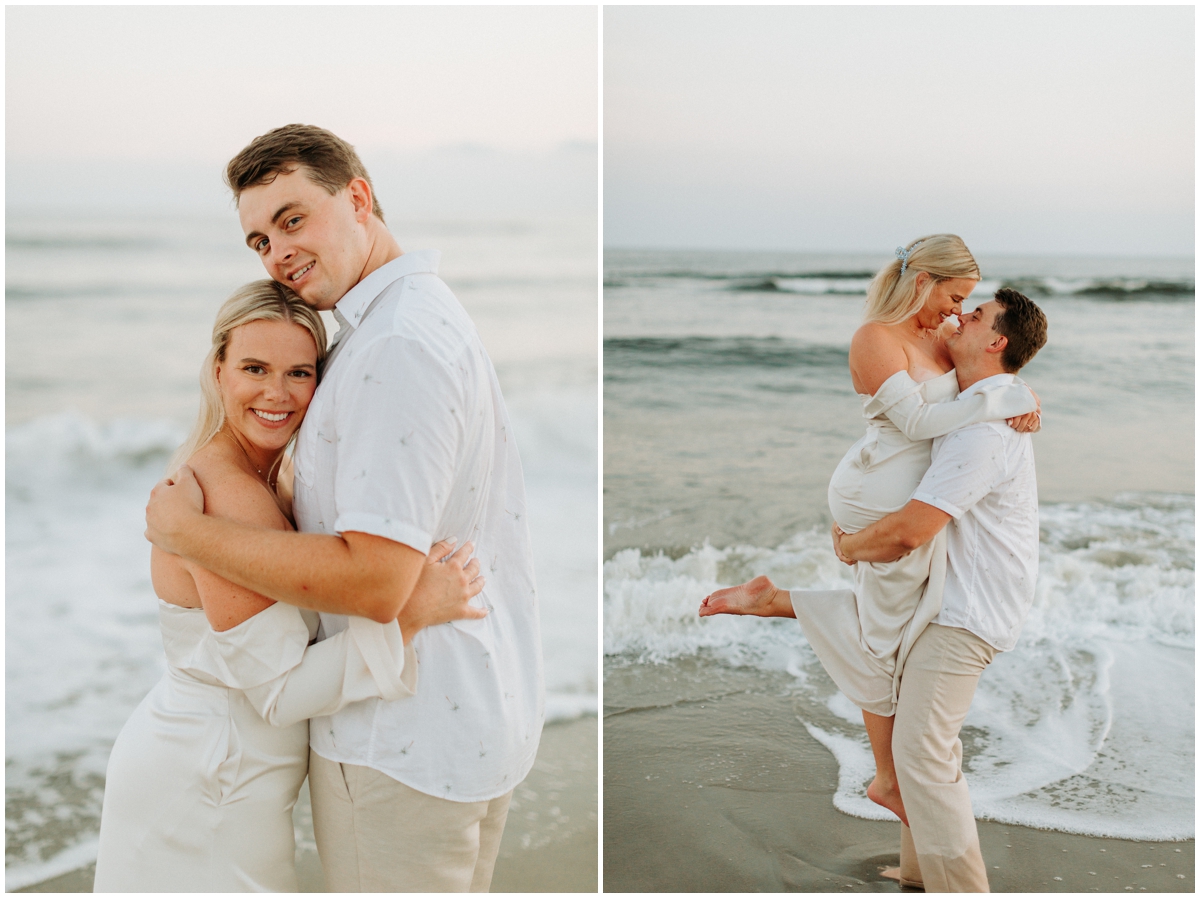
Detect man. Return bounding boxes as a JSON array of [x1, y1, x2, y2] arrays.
[[703, 288, 1048, 892], [146, 125, 544, 891]]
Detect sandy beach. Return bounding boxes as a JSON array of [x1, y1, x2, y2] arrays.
[[604, 659, 1193, 892], [17, 715, 597, 893]]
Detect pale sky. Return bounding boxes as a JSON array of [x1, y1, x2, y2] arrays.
[[6, 6, 597, 217], [605, 6, 1194, 256]]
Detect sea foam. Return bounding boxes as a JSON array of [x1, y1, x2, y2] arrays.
[[603, 494, 1194, 840], [6, 403, 596, 888]]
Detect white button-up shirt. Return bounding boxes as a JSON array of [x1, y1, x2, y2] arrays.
[[911, 374, 1040, 652], [293, 250, 544, 801]]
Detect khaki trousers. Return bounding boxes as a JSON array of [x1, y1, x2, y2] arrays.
[[308, 749, 513, 892], [893, 624, 997, 893]]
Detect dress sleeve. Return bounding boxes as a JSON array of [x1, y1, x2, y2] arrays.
[[183, 603, 418, 729], [864, 371, 1038, 441]]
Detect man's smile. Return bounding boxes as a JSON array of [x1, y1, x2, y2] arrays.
[[289, 262, 315, 283]]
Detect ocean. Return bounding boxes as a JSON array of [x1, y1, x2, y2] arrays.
[[603, 249, 1194, 841], [5, 212, 598, 888]]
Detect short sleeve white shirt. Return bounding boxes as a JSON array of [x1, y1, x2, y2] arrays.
[[911, 374, 1040, 652], [292, 251, 544, 801]]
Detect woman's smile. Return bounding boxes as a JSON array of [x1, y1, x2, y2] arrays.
[[251, 408, 295, 426], [216, 319, 319, 463]]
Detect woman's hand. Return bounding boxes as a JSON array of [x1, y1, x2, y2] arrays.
[[396, 539, 486, 644], [1006, 387, 1042, 433]]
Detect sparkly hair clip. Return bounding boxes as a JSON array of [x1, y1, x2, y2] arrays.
[[895, 240, 924, 275]]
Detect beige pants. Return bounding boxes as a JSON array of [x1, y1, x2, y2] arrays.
[[308, 749, 513, 892], [893, 623, 997, 893]]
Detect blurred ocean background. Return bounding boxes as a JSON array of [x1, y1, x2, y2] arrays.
[[6, 212, 598, 888], [604, 249, 1194, 841]]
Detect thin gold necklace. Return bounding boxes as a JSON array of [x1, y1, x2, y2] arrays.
[[220, 430, 281, 491]]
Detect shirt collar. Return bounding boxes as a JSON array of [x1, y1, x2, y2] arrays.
[[334, 249, 441, 330], [958, 371, 1016, 400]]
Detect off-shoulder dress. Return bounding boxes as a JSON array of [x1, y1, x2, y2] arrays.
[[789, 369, 1036, 716], [93, 601, 416, 892]]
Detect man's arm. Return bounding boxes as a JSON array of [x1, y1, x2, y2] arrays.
[[834, 499, 951, 565], [146, 466, 423, 624]]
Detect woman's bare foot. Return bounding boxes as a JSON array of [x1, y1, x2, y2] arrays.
[[698, 575, 791, 617], [866, 774, 909, 827]]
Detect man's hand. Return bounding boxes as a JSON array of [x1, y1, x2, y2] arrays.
[[831, 524, 857, 565], [836, 500, 951, 565], [396, 539, 486, 644], [145, 465, 205, 555]]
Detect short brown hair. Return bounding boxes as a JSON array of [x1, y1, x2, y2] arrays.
[[992, 287, 1047, 372], [225, 124, 385, 222]]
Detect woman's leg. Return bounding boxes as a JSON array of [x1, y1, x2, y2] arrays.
[[863, 710, 908, 826]]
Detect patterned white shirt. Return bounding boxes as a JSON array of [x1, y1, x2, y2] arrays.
[[911, 374, 1040, 652], [293, 250, 544, 801]]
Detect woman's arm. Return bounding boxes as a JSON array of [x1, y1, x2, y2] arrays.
[[182, 456, 290, 631], [150, 544, 202, 608], [1006, 388, 1041, 433], [185, 537, 483, 728], [238, 613, 419, 728], [215, 541, 483, 726], [867, 372, 1039, 441]]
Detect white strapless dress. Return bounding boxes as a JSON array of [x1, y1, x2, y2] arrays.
[[93, 601, 416, 892], [790, 369, 1036, 716]]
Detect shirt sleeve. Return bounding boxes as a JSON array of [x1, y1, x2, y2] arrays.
[[911, 424, 1008, 519], [330, 333, 465, 554]]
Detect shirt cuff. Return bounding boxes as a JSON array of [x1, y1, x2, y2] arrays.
[[911, 491, 965, 520], [334, 513, 433, 555]]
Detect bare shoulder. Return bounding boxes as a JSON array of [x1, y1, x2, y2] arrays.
[[851, 320, 899, 346], [849, 322, 910, 394], [187, 441, 290, 532], [178, 440, 283, 632], [850, 322, 909, 360]]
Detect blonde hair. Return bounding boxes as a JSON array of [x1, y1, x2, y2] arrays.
[[169, 280, 327, 471], [864, 234, 981, 325]]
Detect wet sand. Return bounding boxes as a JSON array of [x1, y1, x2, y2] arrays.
[[604, 659, 1193, 892], [18, 715, 597, 893]]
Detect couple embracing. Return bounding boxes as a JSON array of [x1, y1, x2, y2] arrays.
[[701, 235, 1049, 891], [94, 125, 543, 892]]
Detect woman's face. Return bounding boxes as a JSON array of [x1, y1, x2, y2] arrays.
[[916, 275, 978, 330], [215, 319, 319, 454]]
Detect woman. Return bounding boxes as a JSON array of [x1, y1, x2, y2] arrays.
[[699, 235, 1039, 825], [94, 281, 483, 891]]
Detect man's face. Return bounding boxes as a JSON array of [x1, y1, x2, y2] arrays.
[[946, 299, 1005, 365], [238, 167, 368, 311]]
